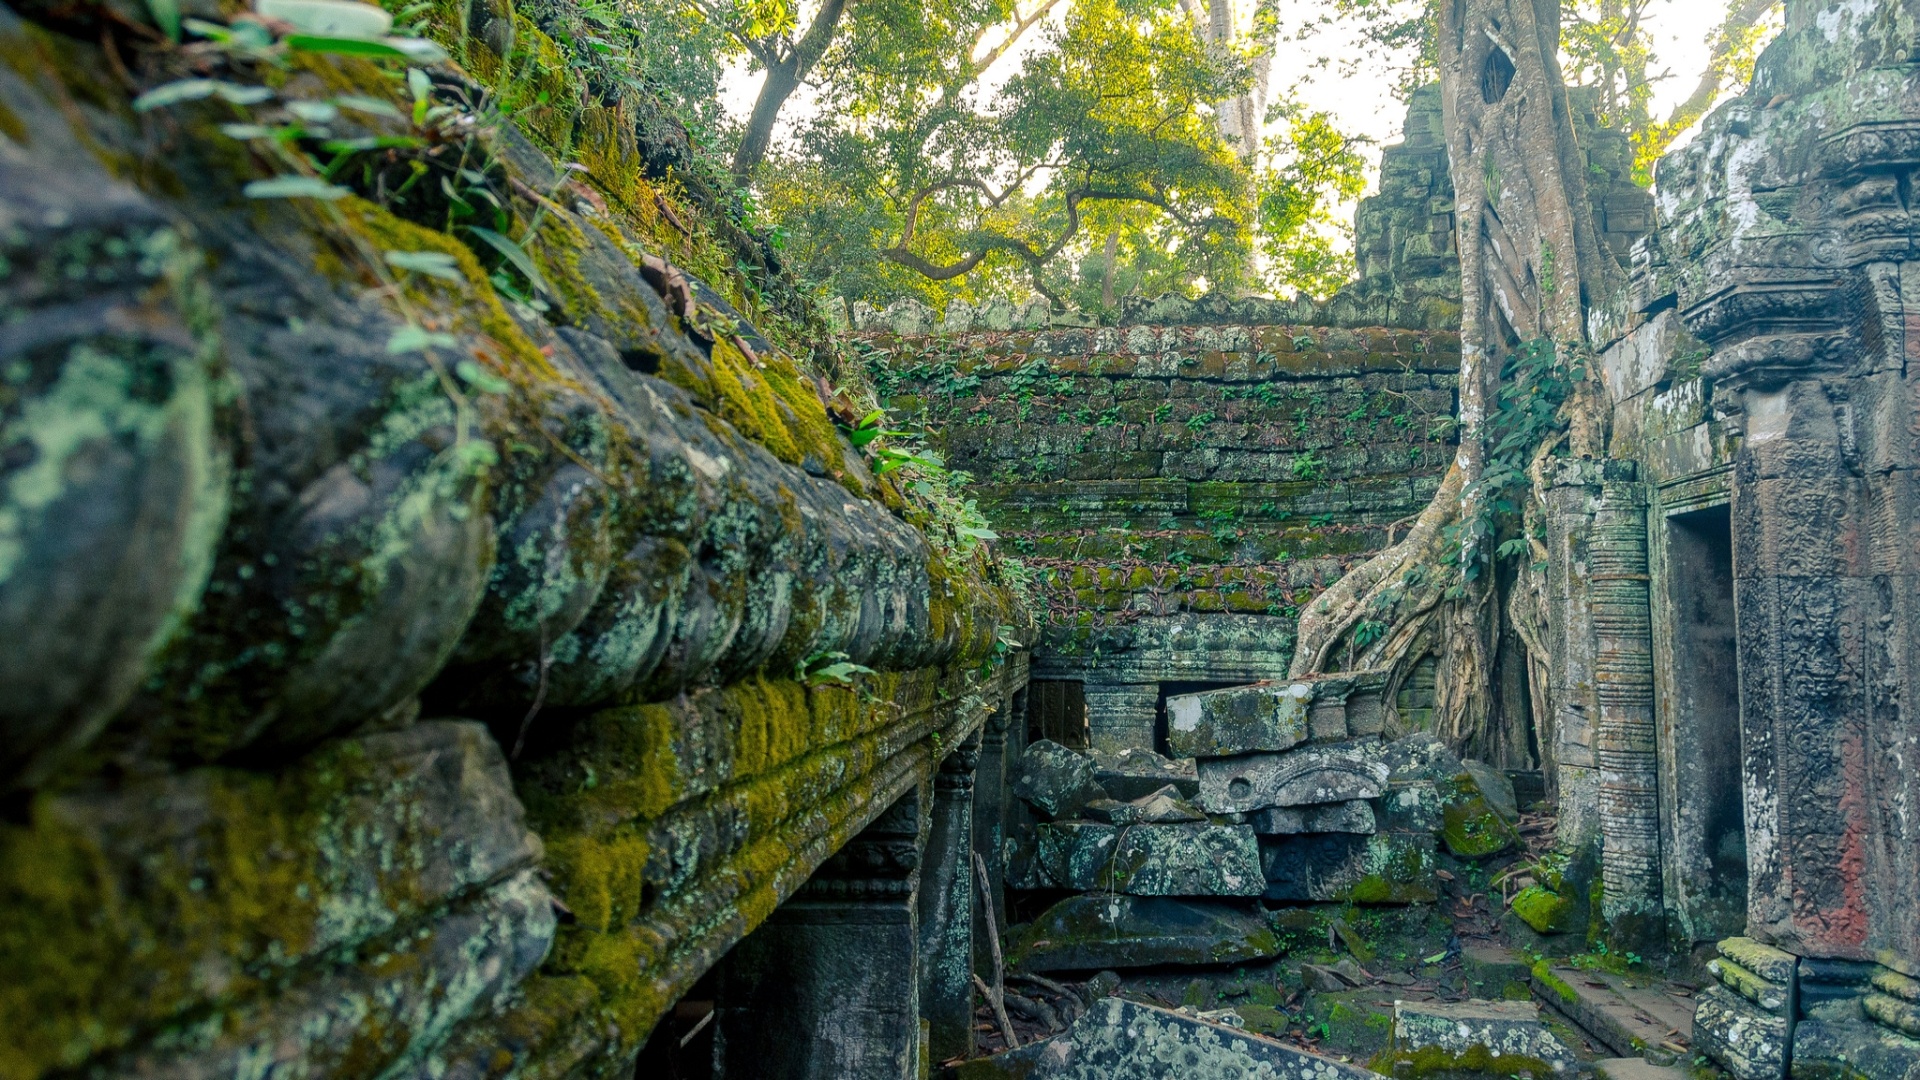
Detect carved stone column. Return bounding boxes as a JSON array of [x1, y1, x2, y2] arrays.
[[1591, 480, 1661, 943], [1082, 681, 1158, 753], [919, 735, 980, 1063], [714, 786, 928, 1080], [1540, 461, 1606, 850], [973, 693, 1021, 976]]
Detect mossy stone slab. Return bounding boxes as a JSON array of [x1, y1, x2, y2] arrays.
[[1390, 999, 1580, 1074], [1007, 896, 1282, 972], [1166, 681, 1311, 758], [956, 996, 1379, 1078], [1030, 822, 1264, 896]]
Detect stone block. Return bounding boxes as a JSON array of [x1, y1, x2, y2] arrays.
[[1081, 785, 1206, 826], [1716, 937, 1799, 985], [1378, 779, 1444, 833], [1793, 1018, 1920, 1080], [1593, 1058, 1688, 1080], [956, 996, 1378, 1078], [1007, 896, 1282, 972], [1249, 800, 1376, 835], [1709, 956, 1790, 1013], [1165, 681, 1310, 758], [1390, 999, 1580, 1073], [1694, 985, 1791, 1080], [1013, 739, 1107, 819], [1260, 830, 1436, 904], [1461, 759, 1519, 821], [1030, 822, 1263, 896], [1868, 993, 1920, 1039], [1195, 742, 1389, 814], [1089, 746, 1199, 800]]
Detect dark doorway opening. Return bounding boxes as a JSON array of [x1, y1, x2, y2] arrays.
[[1666, 503, 1746, 937], [1028, 680, 1088, 748], [1154, 680, 1247, 758]]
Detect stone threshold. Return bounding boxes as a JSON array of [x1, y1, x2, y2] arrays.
[[1530, 961, 1696, 1060]]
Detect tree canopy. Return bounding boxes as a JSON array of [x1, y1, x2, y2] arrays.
[[634, 0, 1779, 311]]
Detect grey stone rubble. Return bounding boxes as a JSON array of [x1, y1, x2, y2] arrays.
[[1195, 741, 1391, 814], [1390, 999, 1581, 1073], [956, 996, 1379, 1079], [1007, 895, 1284, 973]]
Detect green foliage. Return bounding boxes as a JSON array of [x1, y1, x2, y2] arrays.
[[1256, 99, 1370, 299], [753, 0, 1255, 306], [794, 649, 878, 686]]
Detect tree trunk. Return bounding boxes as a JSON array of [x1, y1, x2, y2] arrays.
[[732, 0, 853, 180], [1289, 0, 1618, 749]]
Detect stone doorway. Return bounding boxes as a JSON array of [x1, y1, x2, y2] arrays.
[[1658, 502, 1746, 943]]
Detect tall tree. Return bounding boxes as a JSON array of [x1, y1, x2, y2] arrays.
[[1289, 0, 1619, 752], [720, 0, 855, 179]]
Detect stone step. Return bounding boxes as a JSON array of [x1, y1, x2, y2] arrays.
[[1531, 963, 1696, 1059], [1594, 1057, 1690, 1080]]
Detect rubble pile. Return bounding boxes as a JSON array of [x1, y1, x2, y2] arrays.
[[1002, 674, 1524, 974]]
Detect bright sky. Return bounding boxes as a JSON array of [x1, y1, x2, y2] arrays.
[[719, 0, 1739, 245]]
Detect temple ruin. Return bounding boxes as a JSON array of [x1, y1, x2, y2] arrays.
[[0, 0, 1917, 1076]]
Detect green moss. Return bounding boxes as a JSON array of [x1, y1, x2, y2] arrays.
[[1510, 886, 1574, 934], [1531, 958, 1578, 1005], [1441, 780, 1518, 859], [0, 735, 484, 1079], [1371, 1043, 1559, 1079]]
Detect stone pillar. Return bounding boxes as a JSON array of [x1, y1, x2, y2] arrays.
[[1082, 681, 1158, 753], [972, 695, 1017, 975], [1541, 462, 1605, 849], [919, 735, 979, 1063], [1591, 480, 1661, 944], [714, 785, 928, 1080]]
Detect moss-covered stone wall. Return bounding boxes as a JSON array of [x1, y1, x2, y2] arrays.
[[866, 323, 1456, 750], [0, 1, 1027, 1076]]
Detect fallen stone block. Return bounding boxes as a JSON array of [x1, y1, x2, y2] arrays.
[[1165, 681, 1310, 758], [1439, 773, 1519, 858], [1081, 785, 1207, 825], [1378, 779, 1443, 833], [1693, 984, 1790, 1080], [1390, 999, 1580, 1074], [1007, 895, 1282, 972], [1015, 739, 1108, 819], [1461, 758, 1519, 820], [1030, 822, 1263, 896], [1195, 742, 1389, 814], [955, 995, 1379, 1078], [1249, 799, 1376, 835], [1380, 731, 1464, 782], [1509, 885, 1576, 934], [1089, 746, 1199, 800], [1261, 830, 1436, 903]]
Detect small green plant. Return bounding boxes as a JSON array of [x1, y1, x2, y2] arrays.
[[1153, 403, 1173, 422], [1291, 450, 1324, 481], [795, 650, 876, 687], [1185, 411, 1216, 432]]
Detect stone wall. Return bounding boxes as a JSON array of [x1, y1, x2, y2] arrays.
[[868, 323, 1459, 753], [1556, 0, 1920, 1072], [0, 4, 1025, 1078]]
